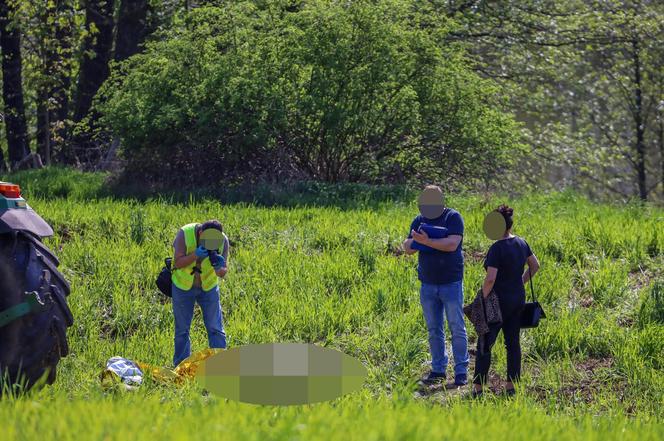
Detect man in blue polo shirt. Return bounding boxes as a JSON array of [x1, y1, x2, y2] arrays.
[[403, 185, 469, 386]]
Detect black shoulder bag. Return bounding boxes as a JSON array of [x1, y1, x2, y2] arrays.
[[520, 267, 546, 328], [156, 257, 173, 297]]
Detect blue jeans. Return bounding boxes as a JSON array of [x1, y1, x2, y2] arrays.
[[420, 280, 469, 376], [172, 284, 227, 367]]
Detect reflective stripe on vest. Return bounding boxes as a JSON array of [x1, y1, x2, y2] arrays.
[[171, 223, 218, 291]]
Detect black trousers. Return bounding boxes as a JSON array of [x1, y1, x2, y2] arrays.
[[473, 310, 522, 385]]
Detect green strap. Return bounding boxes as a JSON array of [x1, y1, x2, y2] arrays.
[[0, 292, 44, 328], [0, 302, 32, 328]]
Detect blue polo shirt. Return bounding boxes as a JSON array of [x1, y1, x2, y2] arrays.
[[408, 208, 464, 285]]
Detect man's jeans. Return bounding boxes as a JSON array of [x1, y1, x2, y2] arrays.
[[420, 280, 469, 376], [172, 284, 227, 367]]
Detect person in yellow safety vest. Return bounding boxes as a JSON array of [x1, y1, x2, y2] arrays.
[[171, 220, 229, 367]]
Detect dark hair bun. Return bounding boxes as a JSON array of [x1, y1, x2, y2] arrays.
[[497, 204, 513, 217], [496, 204, 514, 230]]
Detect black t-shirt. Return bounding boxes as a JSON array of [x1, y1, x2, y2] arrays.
[[408, 208, 464, 284], [484, 236, 533, 317]]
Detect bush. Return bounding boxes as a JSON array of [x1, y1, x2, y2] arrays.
[[100, 0, 522, 186]]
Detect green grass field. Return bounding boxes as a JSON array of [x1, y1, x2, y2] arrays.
[[1, 169, 663, 440]]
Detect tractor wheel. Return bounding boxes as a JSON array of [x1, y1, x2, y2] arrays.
[[0, 231, 73, 393]]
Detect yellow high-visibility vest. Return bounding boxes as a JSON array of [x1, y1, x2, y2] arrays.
[[171, 223, 218, 291]]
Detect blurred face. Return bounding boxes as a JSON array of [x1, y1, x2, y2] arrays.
[[483, 211, 507, 240], [418, 186, 445, 219], [199, 228, 224, 251]]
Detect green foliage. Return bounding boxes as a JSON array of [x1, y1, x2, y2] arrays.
[[451, 0, 664, 201], [100, 1, 522, 184]]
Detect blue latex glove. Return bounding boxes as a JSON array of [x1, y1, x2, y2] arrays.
[[195, 246, 209, 259], [210, 253, 226, 270]]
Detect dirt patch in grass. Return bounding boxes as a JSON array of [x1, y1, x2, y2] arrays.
[[414, 348, 507, 400], [414, 350, 626, 406], [528, 357, 627, 405], [57, 225, 73, 242], [388, 242, 404, 257], [628, 266, 656, 292], [464, 250, 485, 263]]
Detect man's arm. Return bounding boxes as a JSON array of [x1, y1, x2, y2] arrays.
[[402, 218, 421, 255], [173, 230, 198, 269], [410, 210, 463, 252], [402, 238, 417, 255], [410, 229, 462, 252]]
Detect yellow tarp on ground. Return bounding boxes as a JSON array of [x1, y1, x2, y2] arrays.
[[102, 348, 224, 388], [139, 348, 224, 384]]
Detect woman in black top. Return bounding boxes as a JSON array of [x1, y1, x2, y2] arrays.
[[472, 205, 540, 397]]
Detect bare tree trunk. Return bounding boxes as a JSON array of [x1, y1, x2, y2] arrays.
[[15, 152, 44, 170], [35, 1, 54, 165], [73, 0, 115, 123], [632, 39, 647, 201], [36, 92, 52, 165], [99, 136, 120, 171], [115, 0, 148, 62], [0, 0, 29, 168]]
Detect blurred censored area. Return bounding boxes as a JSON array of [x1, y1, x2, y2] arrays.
[[196, 343, 367, 405], [483, 211, 507, 240], [417, 186, 445, 219], [199, 228, 224, 251]]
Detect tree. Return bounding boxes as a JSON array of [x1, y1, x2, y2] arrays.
[[30, 0, 76, 166], [445, 0, 664, 201], [115, 0, 149, 62], [0, 0, 29, 168], [73, 0, 114, 123], [100, 1, 522, 186]]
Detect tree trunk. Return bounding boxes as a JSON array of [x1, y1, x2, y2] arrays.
[[115, 0, 148, 62], [632, 39, 647, 201], [52, 0, 73, 152], [36, 91, 51, 165], [73, 0, 115, 123], [0, 0, 29, 167], [35, 1, 55, 165]]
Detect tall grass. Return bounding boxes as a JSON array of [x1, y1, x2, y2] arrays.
[[0, 169, 662, 439]]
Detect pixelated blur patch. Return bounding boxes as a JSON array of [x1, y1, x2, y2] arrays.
[[200, 228, 224, 250], [196, 343, 367, 405], [418, 187, 445, 219], [483, 211, 506, 240]]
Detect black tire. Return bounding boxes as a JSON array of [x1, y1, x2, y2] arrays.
[[0, 231, 73, 393]]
